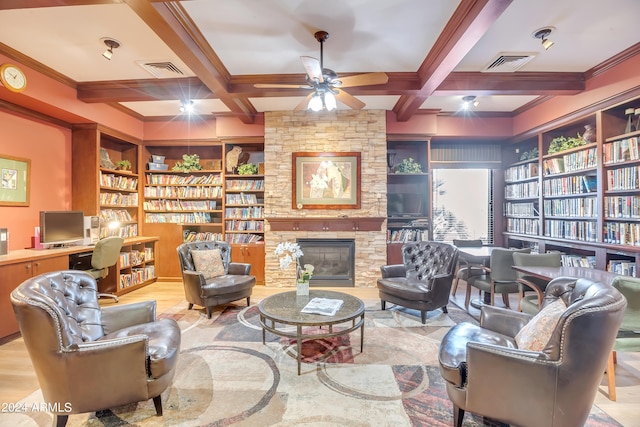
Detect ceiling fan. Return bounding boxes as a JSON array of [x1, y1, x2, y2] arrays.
[[254, 30, 388, 111]]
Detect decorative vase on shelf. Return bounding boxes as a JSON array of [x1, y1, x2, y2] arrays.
[[296, 280, 309, 296], [583, 124, 596, 143]]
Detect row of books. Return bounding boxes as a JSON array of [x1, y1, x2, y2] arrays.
[[145, 173, 222, 185], [99, 192, 138, 206], [603, 137, 640, 164], [603, 222, 640, 246], [119, 266, 156, 289], [225, 206, 264, 219], [99, 208, 133, 223], [543, 197, 597, 218], [100, 172, 138, 191], [119, 249, 148, 268], [225, 193, 259, 205], [387, 229, 429, 243], [143, 185, 223, 198], [224, 233, 263, 244], [504, 202, 537, 217], [543, 220, 598, 242], [143, 200, 218, 211], [560, 254, 596, 268], [226, 179, 264, 190], [145, 212, 213, 224], [100, 223, 138, 239], [506, 218, 539, 235], [225, 220, 264, 231], [543, 175, 596, 196], [604, 196, 640, 219], [504, 181, 539, 199], [504, 163, 538, 182], [542, 147, 597, 175], [606, 165, 640, 191], [183, 231, 223, 242], [608, 260, 637, 277]]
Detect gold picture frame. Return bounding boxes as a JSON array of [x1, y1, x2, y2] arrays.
[[292, 152, 361, 209], [0, 154, 30, 206]]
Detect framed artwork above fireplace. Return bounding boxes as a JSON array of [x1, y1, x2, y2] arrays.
[[292, 151, 361, 209]]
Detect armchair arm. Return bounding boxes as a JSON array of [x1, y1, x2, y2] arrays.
[[380, 264, 406, 278], [480, 305, 532, 337], [517, 278, 545, 310], [228, 262, 251, 275], [101, 300, 156, 334]]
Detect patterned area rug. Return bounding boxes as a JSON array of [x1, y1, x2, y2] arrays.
[[7, 299, 621, 427]]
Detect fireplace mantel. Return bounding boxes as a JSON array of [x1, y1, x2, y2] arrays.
[[266, 217, 385, 232]]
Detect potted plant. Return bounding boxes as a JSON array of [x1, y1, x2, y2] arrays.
[[115, 160, 131, 171], [395, 157, 423, 174], [172, 154, 203, 172], [547, 134, 586, 154], [237, 163, 259, 175]]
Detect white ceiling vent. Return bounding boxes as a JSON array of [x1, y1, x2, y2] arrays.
[[482, 53, 537, 72], [136, 60, 184, 78]]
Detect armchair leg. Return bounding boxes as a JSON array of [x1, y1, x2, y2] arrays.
[[442, 306, 448, 314], [464, 283, 471, 310], [381, 300, 386, 310], [53, 414, 68, 427], [188, 303, 194, 310], [206, 306, 213, 319], [153, 395, 163, 416], [502, 293, 510, 308], [421, 311, 426, 324], [451, 275, 460, 295], [246, 296, 251, 306], [453, 404, 464, 427], [606, 350, 617, 401]]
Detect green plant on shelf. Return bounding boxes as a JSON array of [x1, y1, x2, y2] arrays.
[[395, 157, 423, 174], [237, 163, 258, 175], [519, 147, 538, 161], [115, 160, 131, 171], [547, 134, 586, 154], [172, 154, 203, 172]]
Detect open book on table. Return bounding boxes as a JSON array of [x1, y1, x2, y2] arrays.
[[301, 297, 344, 316]]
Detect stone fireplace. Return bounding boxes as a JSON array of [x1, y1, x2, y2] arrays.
[[263, 109, 388, 288], [297, 238, 355, 287]]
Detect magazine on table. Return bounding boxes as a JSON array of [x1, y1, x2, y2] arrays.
[[301, 297, 344, 316]]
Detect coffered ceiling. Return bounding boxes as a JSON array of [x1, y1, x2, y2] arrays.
[[0, 0, 638, 124]]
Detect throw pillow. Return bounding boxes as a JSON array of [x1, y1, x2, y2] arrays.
[[191, 248, 226, 280], [514, 298, 566, 351]]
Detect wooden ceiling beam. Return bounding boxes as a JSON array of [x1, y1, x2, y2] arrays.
[[393, 0, 513, 121], [123, 0, 256, 124]]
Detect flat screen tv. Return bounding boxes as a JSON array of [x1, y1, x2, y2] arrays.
[[39, 211, 85, 246], [387, 193, 423, 217]]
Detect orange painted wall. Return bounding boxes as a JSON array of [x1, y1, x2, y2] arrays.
[[0, 111, 71, 251]]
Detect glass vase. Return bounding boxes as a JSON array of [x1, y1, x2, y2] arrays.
[[296, 280, 309, 296]]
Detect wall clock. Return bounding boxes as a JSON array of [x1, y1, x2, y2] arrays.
[[0, 63, 27, 93]]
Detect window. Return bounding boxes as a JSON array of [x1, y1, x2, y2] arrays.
[[432, 169, 493, 244]]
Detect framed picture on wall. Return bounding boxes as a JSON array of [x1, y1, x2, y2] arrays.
[[292, 152, 361, 209], [0, 154, 30, 206]]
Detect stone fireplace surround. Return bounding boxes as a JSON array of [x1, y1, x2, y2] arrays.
[[263, 110, 388, 288]]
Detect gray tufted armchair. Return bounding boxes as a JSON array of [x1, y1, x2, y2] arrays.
[[176, 241, 256, 318], [377, 241, 459, 323], [10, 270, 181, 427]]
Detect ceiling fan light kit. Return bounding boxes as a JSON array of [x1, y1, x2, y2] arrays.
[[254, 30, 388, 112]]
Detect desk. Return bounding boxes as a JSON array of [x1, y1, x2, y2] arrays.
[[512, 265, 619, 284], [0, 236, 159, 341], [457, 246, 496, 307]]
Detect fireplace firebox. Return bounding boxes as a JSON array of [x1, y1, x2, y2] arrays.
[[297, 238, 355, 287]]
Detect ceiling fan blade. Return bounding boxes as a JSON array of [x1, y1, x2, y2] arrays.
[[254, 83, 313, 89], [338, 72, 389, 88], [335, 89, 365, 110], [300, 56, 323, 83], [294, 92, 315, 111]]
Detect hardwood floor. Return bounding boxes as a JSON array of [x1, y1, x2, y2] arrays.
[[1, 280, 638, 426]]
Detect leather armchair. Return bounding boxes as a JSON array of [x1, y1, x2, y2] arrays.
[[176, 241, 256, 318], [377, 241, 458, 324], [438, 277, 626, 427], [10, 270, 181, 427]]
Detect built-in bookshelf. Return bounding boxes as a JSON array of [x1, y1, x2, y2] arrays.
[[504, 159, 539, 236], [118, 239, 156, 291], [224, 175, 265, 244]]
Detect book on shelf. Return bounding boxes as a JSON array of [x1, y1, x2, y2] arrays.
[[301, 297, 344, 316]]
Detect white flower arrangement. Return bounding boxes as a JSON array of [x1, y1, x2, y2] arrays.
[[274, 241, 314, 282]]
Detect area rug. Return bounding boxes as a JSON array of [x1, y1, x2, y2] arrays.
[[6, 299, 621, 427]]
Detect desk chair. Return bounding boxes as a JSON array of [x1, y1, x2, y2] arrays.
[[78, 236, 124, 302]]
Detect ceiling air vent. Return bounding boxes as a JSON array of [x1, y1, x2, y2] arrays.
[[136, 61, 184, 78], [482, 53, 536, 73]]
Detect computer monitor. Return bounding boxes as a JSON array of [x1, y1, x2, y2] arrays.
[[39, 211, 85, 246]]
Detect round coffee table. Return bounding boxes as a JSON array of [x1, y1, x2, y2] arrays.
[[258, 290, 365, 375]]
